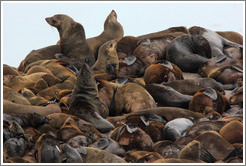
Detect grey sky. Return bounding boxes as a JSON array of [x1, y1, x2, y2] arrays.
[[2, 1, 244, 68]]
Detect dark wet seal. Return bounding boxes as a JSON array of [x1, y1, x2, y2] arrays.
[[4, 137, 27, 157], [95, 138, 110, 150], [115, 77, 128, 85], [202, 88, 217, 100], [75, 146, 87, 155], [137, 38, 151, 46], [215, 54, 227, 63], [125, 55, 137, 66], [61, 143, 83, 163], [158, 60, 174, 69]]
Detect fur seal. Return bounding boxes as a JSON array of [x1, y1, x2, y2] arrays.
[[89, 138, 125, 156], [144, 62, 183, 85], [17, 45, 61, 72], [46, 14, 95, 69], [60, 143, 83, 163], [125, 150, 163, 163], [153, 140, 181, 158], [3, 137, 27, 158], [107, 107, 204, 126], [163, 78, 225, 95], [178, 140, 201, 160], [146, 83, 192, 108], [92, 40, 119, 75], [229, 86, 243, 105], [189, 26, 242, 58], [216, 31, 243, 45], [166, 34, 211, 72], [87, 10, 124, 59], [20, 88, 48, 106], [3, 99, 61, 116], [163, 118, 194, 142], [117, 36, 139, 55], [109, 123, 154, 151], [35, 134, 61, 163], [189, 87, 230, 115], [69, 63, 114, 132], [137, 26, 189, 40], [3, 86, 31, 105], [3, 64, 20, 76], [81, 147, 126, 163], [219, 120, 243, 144], [195, 131, 235, 161]]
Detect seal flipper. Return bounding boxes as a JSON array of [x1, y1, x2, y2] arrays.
[[159, 60, 174, 69], [140, 115, 150, 126], [115, 77, 128, 85], [125, 55, 137, 66], [109, 86, 118, 116], [75, 146, 87, 155], [126, 124, 138, 133], [231, 65, 243, 73], [95, 138, 110, 150], [200, 147, 217, 163], [86, 111, 114, 133], [215, 53, 227, 63], [137, 38, 151, 46], [223, 147, 243, 161], [202, 88, 217, 100]]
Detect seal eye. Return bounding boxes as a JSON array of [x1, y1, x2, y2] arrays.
[[51, 19, 57, 24]]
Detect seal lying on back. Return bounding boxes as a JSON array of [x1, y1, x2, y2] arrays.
[[46, 14, 95, 69], [87, 10, 124, 59], [69, 63, 114, 132]]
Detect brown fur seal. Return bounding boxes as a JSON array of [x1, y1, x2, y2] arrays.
[[229, 86, 243, 105], [3, 99, 61, 116], [178, 140, 201, 160], [109, 123, 154, 151], [144, 61, 183, 85], [69, 63, 114, 132], [146, 83, 192, 108], [98, 80, 156, 115], [3, 86, 31, 105], [91, 40, 119, 75], [107, 107, 204, 126], [20, 88, 48, 106], [117, 36, 139, 55], [87, 10, 124, 59], [3, 64, 20, 76], [163, 78, 225, 95], [35, 134, 61, 163], [81, 147, 126, 163], [216, 31, 243, 45], [219, 120, 243, 144], [46, 14, 95, 69], [24, 59, 76, 81], [153, 140, 181, 158], [166, 34, 211, 72], [137, 26, 188, 40], [189, 87, 230, 115], [125, 150, 163, 163], [195, 131, 235, 161], [17, 45, 61, 72], [189, 26, 242, 58]]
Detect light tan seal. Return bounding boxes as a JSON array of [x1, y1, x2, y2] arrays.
[[87, 10, 124, 59]]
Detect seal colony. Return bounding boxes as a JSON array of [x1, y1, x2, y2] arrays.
[[3, 10, 243, 163]]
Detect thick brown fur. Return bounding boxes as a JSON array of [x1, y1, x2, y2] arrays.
[[92, 40, 119, 76], [46, 14, 95, 68], [87, 10, 124, 59]]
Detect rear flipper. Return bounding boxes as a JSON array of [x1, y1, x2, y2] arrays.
[[200, 147, 217, 163]]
